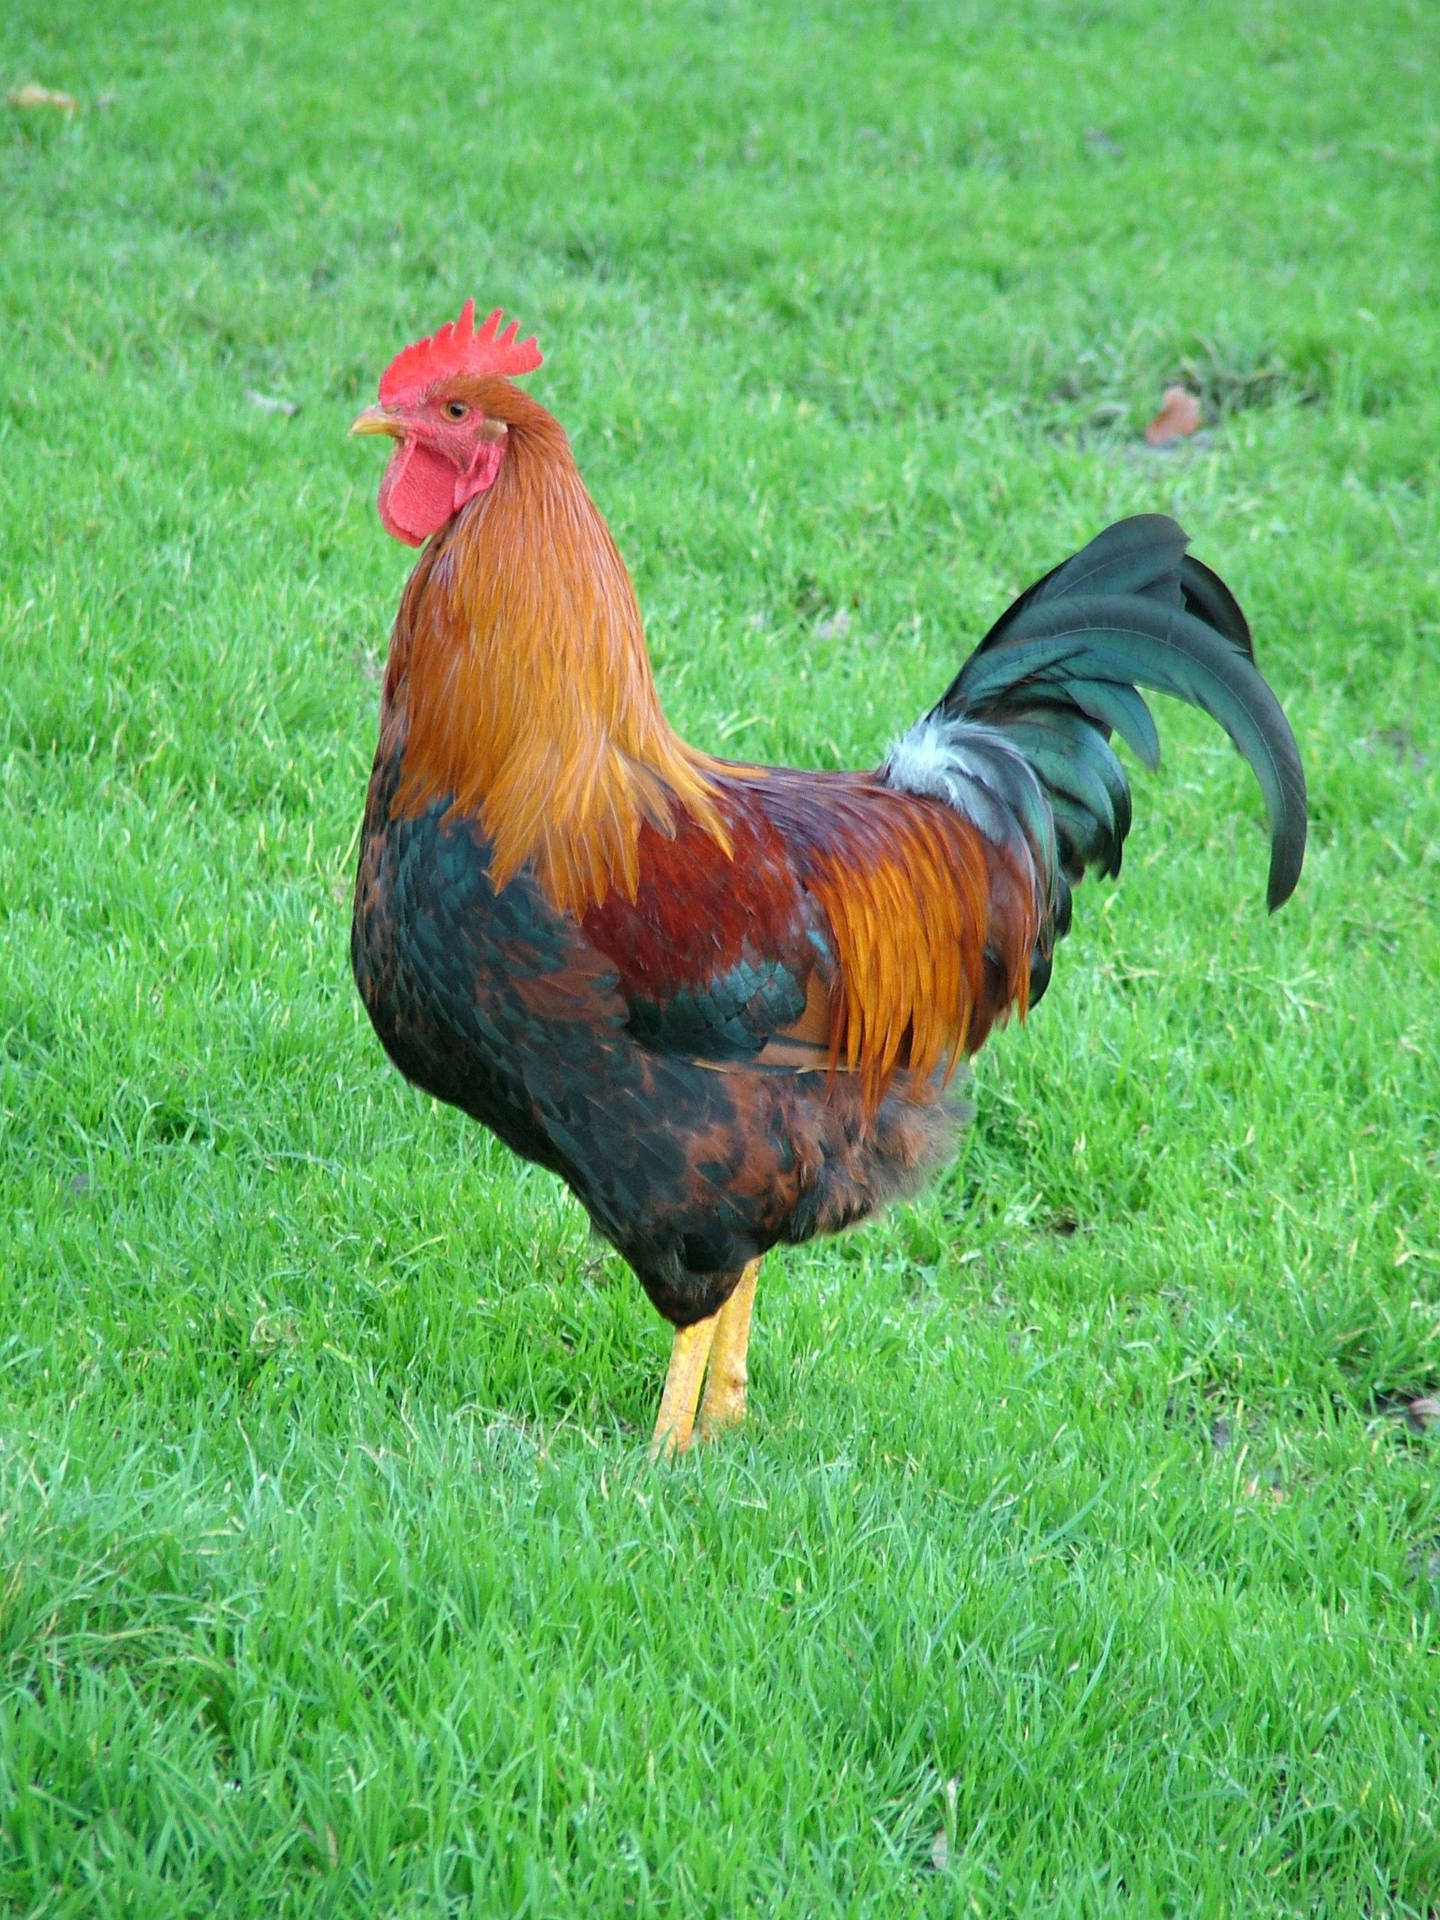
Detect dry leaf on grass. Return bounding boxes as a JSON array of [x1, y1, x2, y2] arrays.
[[1144, 386, 1203, 446], [7, 84, 81, 112]]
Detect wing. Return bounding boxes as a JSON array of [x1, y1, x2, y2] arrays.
[[580, 775, 824, 1062], [581, 768, 1042, 1105]]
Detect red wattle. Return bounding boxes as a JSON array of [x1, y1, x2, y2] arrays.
[[376, 436, 506, 546], [377, 440, 454, 547]]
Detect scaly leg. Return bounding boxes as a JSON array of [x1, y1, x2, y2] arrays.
[[649, 1313, 719, 1460], [698, 1257, 761, 1441]]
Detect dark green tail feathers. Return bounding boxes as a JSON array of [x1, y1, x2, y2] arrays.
[[880, 515, 1307, 994]]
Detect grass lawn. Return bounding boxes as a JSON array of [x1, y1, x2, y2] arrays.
[[3, 0, 1439, 1912]]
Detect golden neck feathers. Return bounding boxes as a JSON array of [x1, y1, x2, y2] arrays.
[[378, 383, 730, 916]]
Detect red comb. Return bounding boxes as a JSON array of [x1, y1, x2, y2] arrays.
[[378, 300, 543, 404]]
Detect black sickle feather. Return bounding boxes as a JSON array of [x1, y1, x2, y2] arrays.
[[937, 515, 1307, 912]]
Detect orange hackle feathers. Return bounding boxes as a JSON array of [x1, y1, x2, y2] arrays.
[[379, 300, 543, 407], [816, 825, 983, 1103], [379, 376, 731, 919], [788, 791, 1032, 1106]]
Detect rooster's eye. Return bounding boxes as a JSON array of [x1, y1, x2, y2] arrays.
[[444, 401, 468, 421]]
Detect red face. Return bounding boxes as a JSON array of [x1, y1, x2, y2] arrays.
[[351, 387, 508, 547]]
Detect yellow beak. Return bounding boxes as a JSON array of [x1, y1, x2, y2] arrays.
[[349, 405, 404, 438]]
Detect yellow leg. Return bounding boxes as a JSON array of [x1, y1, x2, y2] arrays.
[[649, 1314, 719, 1460], [698, 1258, 761, 1441]]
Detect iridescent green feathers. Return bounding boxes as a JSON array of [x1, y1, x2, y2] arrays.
[[946, 514, 1306, 910]]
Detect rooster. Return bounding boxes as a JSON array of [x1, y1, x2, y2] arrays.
[[349, 302, 1306, 1456]]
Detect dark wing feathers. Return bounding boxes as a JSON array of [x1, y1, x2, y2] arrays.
[[623, 952, 809, 1060]]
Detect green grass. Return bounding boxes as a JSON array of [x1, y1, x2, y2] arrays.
[[3, 0, 1439, 1912]]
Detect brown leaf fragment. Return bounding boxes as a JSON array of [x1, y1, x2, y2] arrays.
[[1405, 1396, 1440, 1434], [1145, 386, 1203, 446], [7, 84, 81, 112]]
